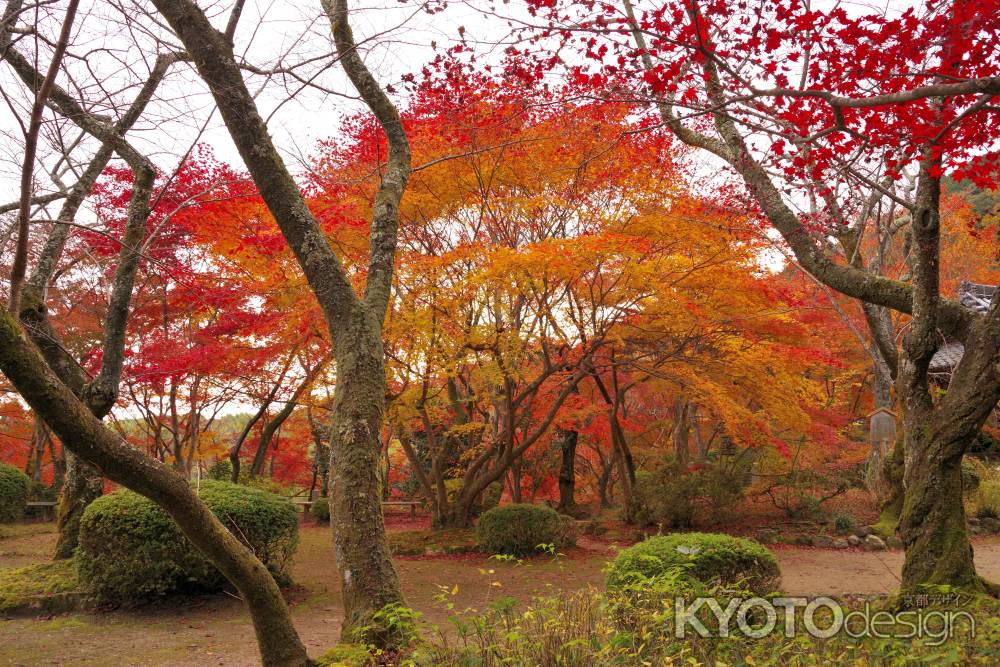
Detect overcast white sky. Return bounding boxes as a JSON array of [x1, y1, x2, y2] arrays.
[[0, 0, 518, 219]]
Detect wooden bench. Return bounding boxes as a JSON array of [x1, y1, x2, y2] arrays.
[[25, 500, 57, 521], [293, 499, 423, 519], [381, 500, 422, 519]]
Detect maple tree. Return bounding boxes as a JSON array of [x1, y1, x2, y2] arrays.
[[2, 1, 999, 663], [302, 72, 862, 531], [503, 0, 1000, 595]]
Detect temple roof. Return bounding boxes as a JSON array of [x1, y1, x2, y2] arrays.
[[929, 282, 995, 376]]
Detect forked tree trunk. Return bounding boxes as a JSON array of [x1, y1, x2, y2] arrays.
[[0, 313, 312, 666], [894, 170, 999, 595], [148, 0, 412, 644]]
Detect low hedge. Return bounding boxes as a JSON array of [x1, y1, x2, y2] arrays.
[[476, 503, 574, 556], [606, 532, 780, 596], [77, 480, 298, 601], [0, 463, 31, 523], [311, 496, 331, 523]]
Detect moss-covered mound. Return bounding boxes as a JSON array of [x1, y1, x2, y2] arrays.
[[476, 503, 571, 556], [0, 560, 82, 615], [606, 532, 780, 595]]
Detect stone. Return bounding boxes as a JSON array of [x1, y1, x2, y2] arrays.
[[832, 538, 849, 549], [972, 524, 984, 535], [811, 535, 835, 548], [857, 526, 873, 538], [968, 517, 981, 527], [863, 534, 887, 551], [886, 535, 903, 550], [755, 528, 779, 544], [847, 535, 862, 547], [981, 518, 1000, 534]]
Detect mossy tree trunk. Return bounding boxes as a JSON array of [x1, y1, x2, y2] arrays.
[[147, 0, 413, 643], [1, 5, 314, 662], [328, 314, 404, 640], [0, 9, 175, 555], [0, 314, 313, 666], [629, 20, 999, 590], [54, 456, 104, 558], [892, 168, 999, 594]]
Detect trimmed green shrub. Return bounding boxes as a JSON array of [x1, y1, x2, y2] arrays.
[[979, 480, 1000, 517], [206, 459, 233, 481], [479, 482, 503, 513], [476, 503, 565, 556], [627, 465, 745, 528], [831, 511, 856, 535], [77, 480, 298, 601], [311, 496, 330, 523], [0, 463, 31, 523], [606, 532, 780, 596], [962, 458, 982, 495]]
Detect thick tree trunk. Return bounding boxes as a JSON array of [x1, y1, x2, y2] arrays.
[[328, 317, 404, 643], [597, 462, 613, 508], [557, 429, 578, 512], [895, 169, 998, 595], [898, 419, 979, 593], [436, 501, 475, 529], [53, 454, 103, 558]]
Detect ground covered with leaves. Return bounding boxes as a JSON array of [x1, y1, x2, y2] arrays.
[[4, 518, 1000, 665]]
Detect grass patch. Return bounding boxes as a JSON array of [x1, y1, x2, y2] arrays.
[[0, 559, 83, 614], [0, 521, 56, 541], [389, 529, 479, 556]]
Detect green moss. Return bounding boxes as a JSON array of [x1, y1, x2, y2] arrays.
[[871, 514, 899, 539], [388, 528, 478, 555], [316, 643, 374, 666], [0, 560, 81, 613], [606, 532, 780, 596]]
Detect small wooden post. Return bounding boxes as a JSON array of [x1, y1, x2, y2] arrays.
[[867, 408, 897, 456]]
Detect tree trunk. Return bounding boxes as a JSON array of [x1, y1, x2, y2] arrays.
[[436, 501, 475, 529], [898, 419, 978, 593], [510, 460, 523, 503], [876, 430, 905, 534], [556, 429, 578, 512], [0, 313, 312, 666], [53, 454, 103, 558], [672, 396, 690, 471], [597, 462, 613, 508], [895, 168, 997, 595], [48, 435, 65, 492], [327, 317, 404, 643]]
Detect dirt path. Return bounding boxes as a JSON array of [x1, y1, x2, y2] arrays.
[[4, 525, 1000, 666]]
